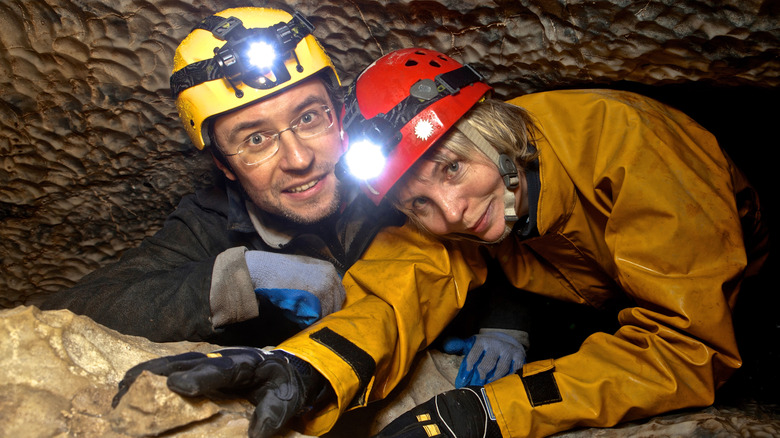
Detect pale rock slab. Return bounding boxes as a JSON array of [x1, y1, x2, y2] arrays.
[[1, 306, 779, 437]]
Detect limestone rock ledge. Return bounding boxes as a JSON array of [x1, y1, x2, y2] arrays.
[[2, 306, 779, 437], [0, 306, 297, 437]]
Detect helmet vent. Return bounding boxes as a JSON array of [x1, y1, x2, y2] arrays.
[[405, 60, 418, 67], [429, 60, 441, 68]]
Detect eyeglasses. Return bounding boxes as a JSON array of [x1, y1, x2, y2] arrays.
[[224, 105, 334, 165]]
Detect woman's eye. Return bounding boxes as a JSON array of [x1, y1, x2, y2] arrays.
[[411, 197, 428, 210], [446, 161, 460, 175]]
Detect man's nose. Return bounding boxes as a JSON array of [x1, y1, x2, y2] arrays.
[[277, 130, 313, 171]]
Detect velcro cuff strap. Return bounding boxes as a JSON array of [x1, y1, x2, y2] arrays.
[[520, 367, 562, 406], [309, 327, 376, 408]]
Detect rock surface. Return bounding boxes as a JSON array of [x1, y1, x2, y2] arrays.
[[2, 0, 778, 305], [1, 306, 779, 437]]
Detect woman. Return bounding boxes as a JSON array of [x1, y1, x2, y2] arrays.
[[337, 48, 768, 437]]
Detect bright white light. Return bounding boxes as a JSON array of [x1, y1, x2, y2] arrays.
[[345, 140, 386, 180], [246, 41, 276, 69]]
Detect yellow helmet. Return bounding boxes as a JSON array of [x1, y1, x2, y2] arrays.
[[171, 7, 340, 150]]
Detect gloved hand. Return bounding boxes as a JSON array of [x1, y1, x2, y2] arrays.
[[442, 329, 528, 387], [245, 251, 346, 327], [112, 347, 326, 438], [372, 387, 503, 438]]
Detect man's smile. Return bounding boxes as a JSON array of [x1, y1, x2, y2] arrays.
[[286, 178, 321, 193]]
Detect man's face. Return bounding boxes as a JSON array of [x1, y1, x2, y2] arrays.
[[213, 79, 344, 225]]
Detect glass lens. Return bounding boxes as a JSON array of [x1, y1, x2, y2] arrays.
[[235, 105, 333, 166], [294, 106, 333, 138], [238, 132, 278, 165]]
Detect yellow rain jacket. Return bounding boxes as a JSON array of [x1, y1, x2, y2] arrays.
[[279, 89, 767, 436]]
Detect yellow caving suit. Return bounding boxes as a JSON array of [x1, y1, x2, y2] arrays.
[[279, 89, 768, 437]]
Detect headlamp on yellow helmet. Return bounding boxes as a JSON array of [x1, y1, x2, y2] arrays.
[[171, 8, 340, 150]]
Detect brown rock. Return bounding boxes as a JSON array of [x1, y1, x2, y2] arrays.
[[108, 371, 230, 436], [2, 0, 778, 306], [1, 306, 779, 437]]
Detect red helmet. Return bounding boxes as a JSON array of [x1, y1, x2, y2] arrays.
[[340, 48, 492, 204]]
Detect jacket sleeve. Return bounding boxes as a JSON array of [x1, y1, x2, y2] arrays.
[[277, 222, 488, 435], [485, 90, 752, 437], [39, 191, 260, 343]]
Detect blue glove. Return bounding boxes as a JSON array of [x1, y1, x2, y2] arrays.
[[255, 288, 321, 327], [245, 251, 345, 327], [442, 329, 529, 388]]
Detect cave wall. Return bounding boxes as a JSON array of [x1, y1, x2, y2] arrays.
[[1, 0, 779, 306]]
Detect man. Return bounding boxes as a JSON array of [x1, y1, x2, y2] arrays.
[[41, 6, 404, 347]]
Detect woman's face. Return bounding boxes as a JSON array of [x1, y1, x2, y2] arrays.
[[395, 145, 511, 242]]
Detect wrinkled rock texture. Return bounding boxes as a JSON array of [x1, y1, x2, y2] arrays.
[[2, 0, 779, 304], [1, 0, 779, 436]]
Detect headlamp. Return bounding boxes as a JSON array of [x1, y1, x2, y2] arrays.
[[336, 116, 401, 182], [337, 64, 485, 184], [246, 41, 277, 69], [171, 12, 314, 99], [341, 140, 387, 181]]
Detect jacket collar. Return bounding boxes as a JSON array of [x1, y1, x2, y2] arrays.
[[225, 181, 256, 234], [516, 159, 541, 239], [246, 201, 296, 248], [225, 179, 360, 248]]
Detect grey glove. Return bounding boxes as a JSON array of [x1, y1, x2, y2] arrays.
[[246, 251, 346, 326], [443, 328, 529, 387]]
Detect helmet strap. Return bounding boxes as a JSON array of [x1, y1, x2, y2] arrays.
[[454, 120, 519, 224], [170, 12, 314, 99], [342, 65, 485, 153]]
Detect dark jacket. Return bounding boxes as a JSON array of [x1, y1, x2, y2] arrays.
[[41, 179, 403, 346]]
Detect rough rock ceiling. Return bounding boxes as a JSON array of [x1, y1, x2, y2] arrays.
[[1, 0, 779, 305]]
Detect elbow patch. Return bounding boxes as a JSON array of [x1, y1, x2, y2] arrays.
[[309, 327, 376, 408]]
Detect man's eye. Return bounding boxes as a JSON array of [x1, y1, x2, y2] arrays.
[[247, 133, 271, 147], [299, 110, 320, 126]]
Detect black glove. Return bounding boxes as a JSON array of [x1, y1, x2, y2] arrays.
[[373, 387, 503, 438], [112, 347, 326, 438]]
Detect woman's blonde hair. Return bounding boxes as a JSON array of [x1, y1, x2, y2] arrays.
[[445, 98, 539, 167], [390, 98, 540, 234]]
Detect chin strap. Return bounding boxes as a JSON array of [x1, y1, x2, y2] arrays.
[[455, 120, 519, 227]]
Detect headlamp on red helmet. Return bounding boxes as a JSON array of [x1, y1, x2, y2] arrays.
[[336, 49, 489, 203], [336, 116, 401, 181]]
